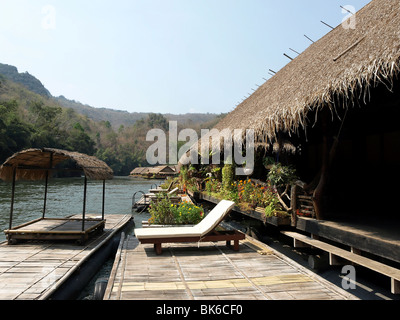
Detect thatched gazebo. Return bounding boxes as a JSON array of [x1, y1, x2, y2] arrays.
[[184, 0, 400, 221], [0, 148, 114, 244]]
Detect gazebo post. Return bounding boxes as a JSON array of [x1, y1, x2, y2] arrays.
[[82, 176, 87, 232], [102, 179, 105, 220], [42, 152, 53, 219], [9, 167, 17, 230], [43, 174, 48, 219]]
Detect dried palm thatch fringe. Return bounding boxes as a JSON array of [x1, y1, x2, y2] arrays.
[[181, 0, 400, 161], [0, 148, 114, 182]]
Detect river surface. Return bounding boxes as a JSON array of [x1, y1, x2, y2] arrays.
[[0, 176, 161, 242]]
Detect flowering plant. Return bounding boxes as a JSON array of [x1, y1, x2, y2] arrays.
[[148, 195, 175, 225], [149, 196, 204, 225], [205, 178, 222, 195], [171, 201, 204, 225]]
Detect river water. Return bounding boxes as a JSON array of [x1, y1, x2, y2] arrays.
[[0, 176, 162, 242]]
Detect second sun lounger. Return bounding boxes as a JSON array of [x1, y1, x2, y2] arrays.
[[135, 200, 245, 254]]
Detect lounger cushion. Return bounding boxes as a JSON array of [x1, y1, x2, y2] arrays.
[[195, 200, 235, 236], [134, 226, 200, 239], [135, 200, 235, 240]]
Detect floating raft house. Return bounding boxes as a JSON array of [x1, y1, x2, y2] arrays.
[[0, 148, 114, 245]]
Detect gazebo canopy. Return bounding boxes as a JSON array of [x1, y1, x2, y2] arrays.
[[0, 148, 113, 181]]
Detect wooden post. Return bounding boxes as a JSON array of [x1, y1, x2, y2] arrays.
[[9, 167, 17, 230], [102, 180, 105, 220], [82, 176, 87, 232], [290, 184, 298, 227], [329, 253, 345, 265], [313, 111, 329, 220], [391, 279, 400, 295], [43, 152, 53, 219], [293, 238, 311, 248], [43, 174, 49, 219], [234, 239, 240, 251], [154, 243, 162, 255]]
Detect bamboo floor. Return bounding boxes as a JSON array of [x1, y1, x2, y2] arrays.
[[0, 214, 132, 300], [104, 234, 357, 300]]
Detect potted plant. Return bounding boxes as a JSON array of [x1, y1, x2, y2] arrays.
[[263, 156, 275, 170], [267, 163, 297, 188]]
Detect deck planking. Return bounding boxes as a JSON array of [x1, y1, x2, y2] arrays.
[[104, 234, 357, 300], [0, 214, 132, 300]]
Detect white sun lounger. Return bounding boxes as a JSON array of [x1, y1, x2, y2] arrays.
[[148, 181, 174, 193], [135, 200, 245, 254], [146, 187, 179, 198]]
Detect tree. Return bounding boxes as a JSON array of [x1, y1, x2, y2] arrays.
[[28, 101, 67, 149], [147, 113, 168, 131], [66, 122, 96, 155], [0, 100, 32, 161]]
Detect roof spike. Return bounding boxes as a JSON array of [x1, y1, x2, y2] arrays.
[[283, 53, 294, 61], [289, 48, 301, 55], [321, 20, 334, 30], [304, 34, 315, 43], [340, 5, 355, 15]]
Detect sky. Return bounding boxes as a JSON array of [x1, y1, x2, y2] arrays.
[[0, 0, 371, 115]]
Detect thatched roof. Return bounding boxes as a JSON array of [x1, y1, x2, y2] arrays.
[[0, 148, 114, 181], [148, 165, 176, 174], [130, 167, 148, 175], [130, 166, 177, 175], [187, 0, 400, 158]]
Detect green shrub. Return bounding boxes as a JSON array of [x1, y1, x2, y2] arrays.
[[148, 196, 204, 225], [148, 195, 175, 225], [267, 163, 297, 187]]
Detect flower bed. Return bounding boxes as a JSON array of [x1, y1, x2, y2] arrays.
[[204, 177, 289, 219], [158, 162, 296, 223]]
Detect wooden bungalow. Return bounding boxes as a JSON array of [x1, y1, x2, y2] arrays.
[[148, 165, 177, 178], [181, 0, 400, 292], [0, 148, 114, 245]]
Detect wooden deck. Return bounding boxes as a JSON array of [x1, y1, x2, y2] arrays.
[[5, 217, 106, 244], [104, 233, 357, 300], [282, 231, 400, 294], [0, 214, 132, 300], [296, 216, 400, 264]]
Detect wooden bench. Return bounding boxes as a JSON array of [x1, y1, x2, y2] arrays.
[[281, 231, 400, 294]]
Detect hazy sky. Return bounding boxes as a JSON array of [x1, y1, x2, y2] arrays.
[[0, 0, 371, 115]]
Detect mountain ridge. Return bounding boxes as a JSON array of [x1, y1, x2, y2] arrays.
[[0, 62, 221, 128]]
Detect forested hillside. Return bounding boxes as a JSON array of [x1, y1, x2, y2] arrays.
[[0, 64, 224, 175]]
